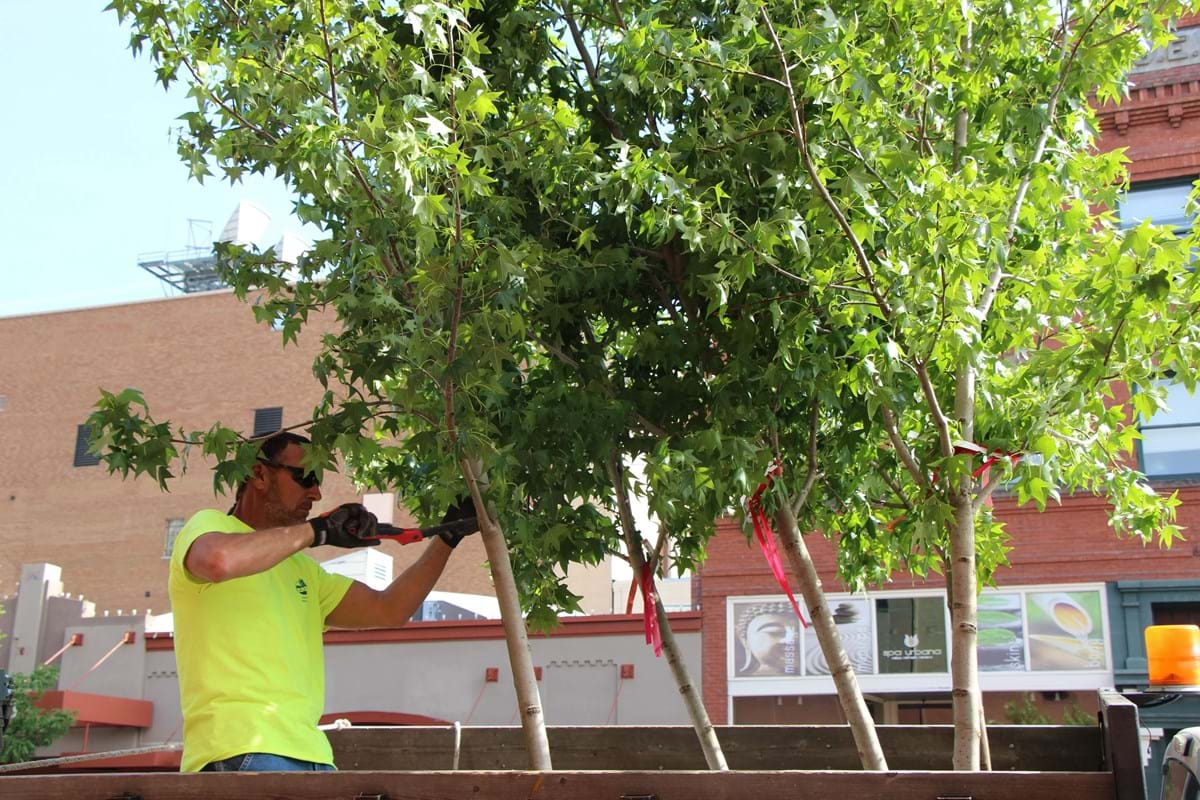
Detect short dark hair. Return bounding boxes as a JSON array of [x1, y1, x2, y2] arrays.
[[258, 430, 310, 462], [228, 431, 312, 513]]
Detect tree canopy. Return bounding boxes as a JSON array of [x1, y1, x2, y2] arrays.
[[97, 0, 1200, 765]]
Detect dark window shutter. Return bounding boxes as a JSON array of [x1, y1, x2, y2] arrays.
[[253, 407, 284, 437], [74, 424, 100, 467]]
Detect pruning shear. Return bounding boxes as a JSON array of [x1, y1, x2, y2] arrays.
[[374, 517, 480, 545]]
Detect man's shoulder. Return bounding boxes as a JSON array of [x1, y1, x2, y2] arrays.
[[181, 510, 252, 536], [169, 511, 251, 578]]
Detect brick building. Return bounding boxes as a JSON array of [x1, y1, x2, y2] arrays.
[[694, 21, 1200, 756], [0, 290, 496, 613]]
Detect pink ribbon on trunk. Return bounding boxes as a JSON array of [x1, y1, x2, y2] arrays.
[[748, 461, 809, 628], [639, 563, 663, 657]]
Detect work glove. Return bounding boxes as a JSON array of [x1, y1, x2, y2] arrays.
[[309, 503, 382, 548], [438, 496, 480, 549]]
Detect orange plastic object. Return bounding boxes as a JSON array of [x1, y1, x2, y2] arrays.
[[1145, 625, 1200, 686]]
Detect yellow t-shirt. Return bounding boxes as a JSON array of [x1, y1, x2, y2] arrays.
[[169, 509, 353, 772]]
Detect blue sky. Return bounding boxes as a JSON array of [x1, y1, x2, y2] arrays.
[[0, 3, 306, 318]]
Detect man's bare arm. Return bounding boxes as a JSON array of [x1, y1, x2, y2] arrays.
[[184, 525, 314, 583], [325, 537, 453, 628]]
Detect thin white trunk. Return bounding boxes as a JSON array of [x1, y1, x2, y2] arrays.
[[652, 594, 728, 770], [949, 490, 981, 770], [607, 452, 728, 771], [774, 502, 888, 771], [950, 355, 981, 770], [460, 458, 553, 770]]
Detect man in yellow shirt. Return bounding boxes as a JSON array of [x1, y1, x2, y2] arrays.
[[169, 431, 470, 772]]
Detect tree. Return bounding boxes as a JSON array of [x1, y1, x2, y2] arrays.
[[99, 0, 1199, 774], [0, 667, 75, 765], [99, 0, 881, 768], [104, 0, 574, 766]]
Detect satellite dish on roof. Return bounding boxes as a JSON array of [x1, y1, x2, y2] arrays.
[[275, 231, 310, 265], [218, 199, 271, 246]]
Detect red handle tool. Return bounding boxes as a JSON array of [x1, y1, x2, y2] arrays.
[[374, 517, 480, 545]]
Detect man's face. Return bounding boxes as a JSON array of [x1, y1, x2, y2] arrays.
[[259, 443, 322, 526]]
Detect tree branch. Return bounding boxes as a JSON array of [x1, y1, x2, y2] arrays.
[[444, 267, 466, 446], [319, 0, 340, 114], [915, 363, 955, 459], [972, 463, 1010, 514], [759, 7, 894, 321], [951, 17, 972, 172], [647, 522, 670, 577], [650, 49, 788, 89], [790, 400, 822, 516], [879, 399, 928, 489], [979, 0, 1118, 320], [562, 7, 623, 140], [163, 24, 280, 144], [878, 468, 915, 514]]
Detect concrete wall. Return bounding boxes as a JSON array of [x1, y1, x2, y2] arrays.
[[43, 614, 702, 757], [1, 591, 95, 671], [0, 564, 701, 757], [323, 628, 701, 727], [561, 560, 617, 615]]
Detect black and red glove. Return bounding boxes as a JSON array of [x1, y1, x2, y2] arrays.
[[309, 503, 382, 548], [438, 496, 479, 548]]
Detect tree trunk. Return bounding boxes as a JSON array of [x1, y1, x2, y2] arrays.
[[941, 553, 988, 768], [606, 452, 729, 771], [949, 488, 981, 770], [950, 354, 982, 770], [774, 502, 888, 771], [459, 458, 553, 770], [652, 593, 728, 770]]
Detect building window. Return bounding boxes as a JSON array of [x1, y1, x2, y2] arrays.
[[1153, 602, 1200, 627], [253, 407, 283, 437], [73, 424, 100, 467], [1119, 180, 1195, 235], [163, 519, 185, 559], [1140, 380, 1200, 478]]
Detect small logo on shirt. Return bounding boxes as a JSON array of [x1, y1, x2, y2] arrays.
[[295, 579, 309, 601]]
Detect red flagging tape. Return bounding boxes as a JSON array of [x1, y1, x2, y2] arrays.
[[639, 564, 663, 657], [748, 462, 809, 629]]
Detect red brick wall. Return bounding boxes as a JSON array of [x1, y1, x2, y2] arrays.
[[0, 291, 493, 612], [1096, 49, 1200, 182]]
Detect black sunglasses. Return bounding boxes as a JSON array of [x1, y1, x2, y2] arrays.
[[261, 461, 321, 489]]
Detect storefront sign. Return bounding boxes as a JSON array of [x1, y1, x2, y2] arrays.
[[809, 598, 873, 675], [1027, 590, 1107, 671], [727, 584, 1109, 684], [876, 597, 948, 674], [731, 599, 804, 677], [977, 593, 1026, 672]]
